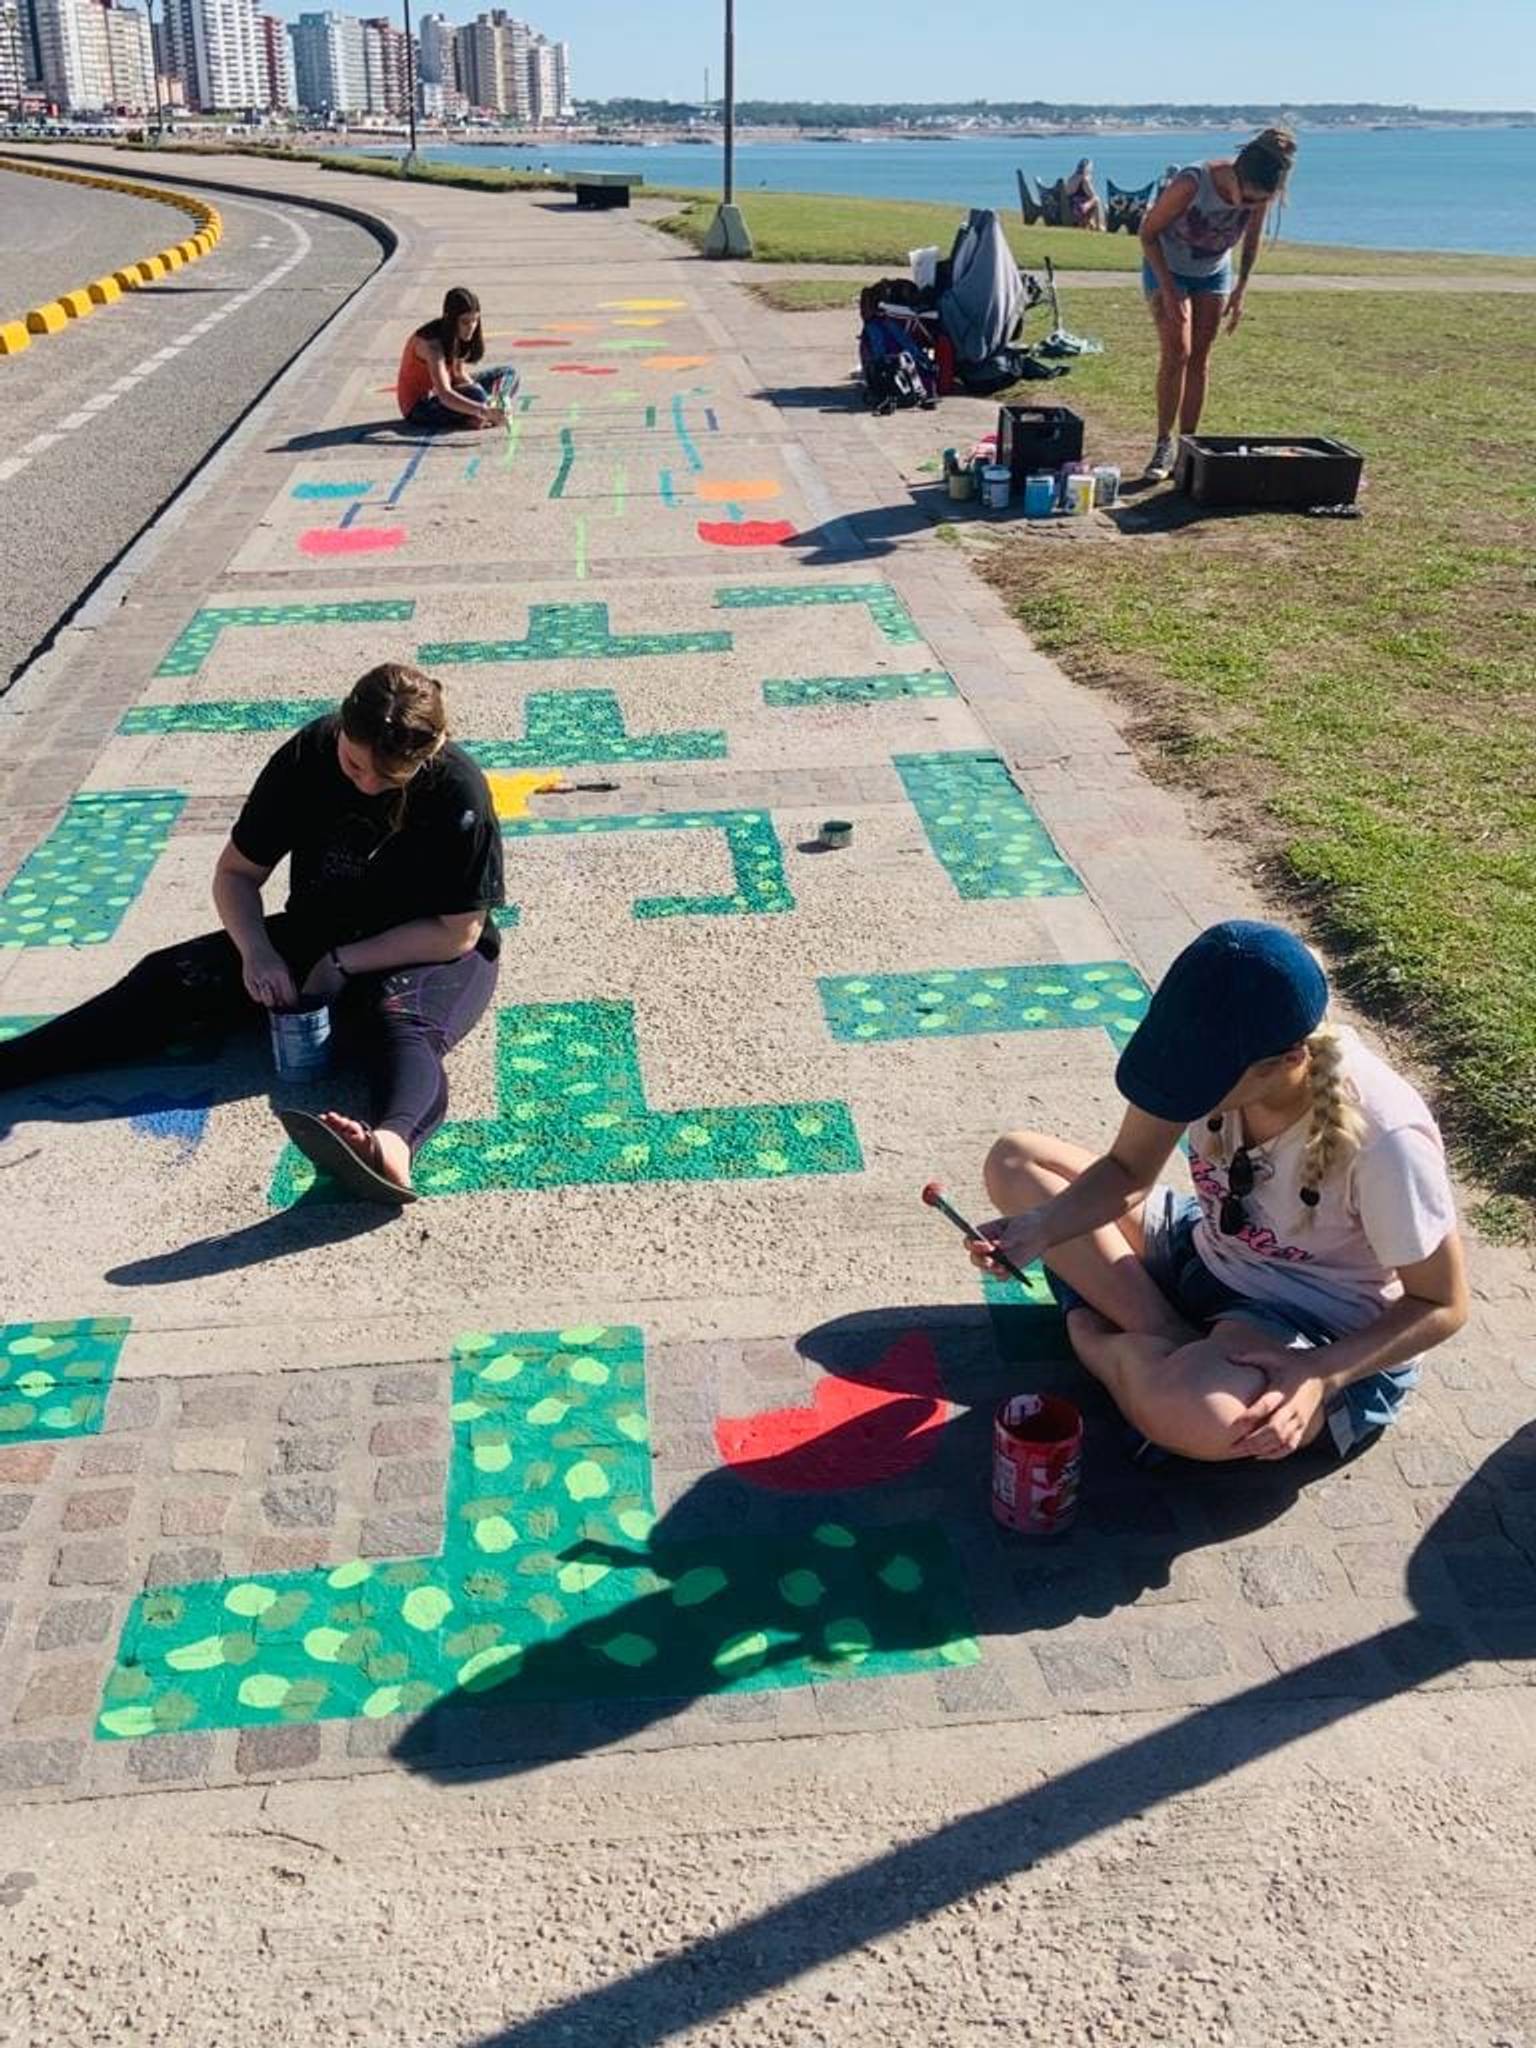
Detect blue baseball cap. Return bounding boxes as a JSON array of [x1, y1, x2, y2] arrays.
[[1115, 920, 1329, 1123]]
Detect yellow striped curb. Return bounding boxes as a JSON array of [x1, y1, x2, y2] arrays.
[[0, 151, 224, 351]]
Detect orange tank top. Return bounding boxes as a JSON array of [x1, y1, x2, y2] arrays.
[[396, 333, 435, 417]]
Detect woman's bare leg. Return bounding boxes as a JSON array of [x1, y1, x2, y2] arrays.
[[1150, 291, 1191, 440], [983, 1129, 1193, 1343], [1071, 1314, 1327, 1461], [1179, 293, 1226, 433]]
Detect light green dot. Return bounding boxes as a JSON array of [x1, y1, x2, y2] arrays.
[[527, 1396, 569, 1426], [237, 1673, 292, 1710], [473, 1440, 513, 1473], [13, 1371, 55, 1399], [676, 1125, 713, 1148], [40, 1404, 78, 1431], [564, 1459, 609, 1502], [778, 1569, 825, 1609], [813, 1523, 857, 1549], [567, 1356, 610, 1385], [100, 1705, 160, 1739], [670, 1565, 728, 1607], [600, 1632, 658, 1668], [558, 1324, 609, 1346], [327, 1560, 373, 1590], [478, 1352, 526, 1383], [223, 1583, 278, 1617], [617, 1508, 655, 1542], [878, 1554, 925, 1594], [362, 1685, 403, 1719], [558, 1559, 611, 1594], [474, 1514, 518, 1553], [713, 1629, 769, 1676], [303, 1626, 350, 1663], [458, 1643, 522, 1691], [402, 1586, 454, 1632], [164, 1634, 227, 1672], [823, 1617, 874, 1663], [451, 1399, 490, 1422], [755, 1151, 790, 1174], [938, 1635, 983, 1666], [615, 1412, 649, 1442]]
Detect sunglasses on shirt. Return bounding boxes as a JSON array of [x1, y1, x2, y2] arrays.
[[1220, 1146, 1257, 1236]]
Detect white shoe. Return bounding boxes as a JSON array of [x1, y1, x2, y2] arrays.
[[1143, 435, 1176, 481]]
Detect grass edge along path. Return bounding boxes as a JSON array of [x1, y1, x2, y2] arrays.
[[963, 284, 1536, 1228]]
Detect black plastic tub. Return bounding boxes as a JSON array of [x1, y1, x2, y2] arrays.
[[996, 404, 1084, 480], [1175, 434, 1364, 508]]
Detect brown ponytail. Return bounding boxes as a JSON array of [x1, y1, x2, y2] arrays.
[[340, 663, 448, 828], [1235, 125, 1297, 198]]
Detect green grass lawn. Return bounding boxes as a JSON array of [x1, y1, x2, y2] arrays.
[[967, 288, 1535, 1216], [658, 189, 1536, 276]]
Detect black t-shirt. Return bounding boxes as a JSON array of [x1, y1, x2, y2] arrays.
[[232, 716, 505, 959]]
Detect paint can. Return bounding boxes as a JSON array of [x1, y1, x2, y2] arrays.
[[981, 463, 1012, 512], [947, 466, 976, 502], [1092, 463, 1122, 507], [819, 819, 854, 850], [269, 1001, 331, 1076], [1023, 472, 1056, 519], [990, 1392, 1082, 1535], [1064, 472, 1096, 517]]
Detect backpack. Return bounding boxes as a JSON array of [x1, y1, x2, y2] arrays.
[[859, 315, 938, 416]]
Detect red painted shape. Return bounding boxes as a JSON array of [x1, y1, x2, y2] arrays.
[[550, 363, 618, 377], [714, 1331, 947, 1492], [510, 337, 565, 347], [298, 526, 407, 556], [696, 519, 798, 548]]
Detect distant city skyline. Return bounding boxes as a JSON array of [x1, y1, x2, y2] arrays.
[[255, 0, 1534, 112]]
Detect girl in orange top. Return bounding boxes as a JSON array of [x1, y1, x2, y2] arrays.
[[397, 285, 518, 431]]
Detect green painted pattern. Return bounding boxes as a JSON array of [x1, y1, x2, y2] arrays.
[[506, 808, 790, 918], [157, 601, 415, 678], [0, 792, 185, 949], [0, 1317, 130, 1444], [420, 603, 731, 666], [714, 584, 921, 646], [467, 691, 726, 768], [271, 1000, 861, 1206], [819, 961, 1150, 1046], [0, 1015, 48, 1041], [120, 701, 330, 735], [894, 752, 1080, 900], [98, 1324, 975, 1737], [762, 671, 957, 708]]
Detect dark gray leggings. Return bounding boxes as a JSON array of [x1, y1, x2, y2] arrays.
[[0, 914, 499, 1153]]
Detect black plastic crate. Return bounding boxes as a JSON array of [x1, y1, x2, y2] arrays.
[[1175, 434, 1364, 508], [996, 404, 1084, 480]]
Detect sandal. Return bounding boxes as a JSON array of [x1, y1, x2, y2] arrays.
[[277, 1110, 418, 1206]]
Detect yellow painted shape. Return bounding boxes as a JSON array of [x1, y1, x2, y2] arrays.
[[88, 275, 123, 306], [697, 477, 781, 503], [488, 770, 567, 820], [59, 287, 95, 320], [0, 319, 31, 355], [25, 302, 68, 335], [601, 298, 686, 310], [542, 321, 596, 334], [613, 316, 666, 328], [647, 355, 711, 371]]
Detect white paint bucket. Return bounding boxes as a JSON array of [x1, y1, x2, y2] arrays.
[[981, 464, 1012, 511], [269, 1002, 331, 1076]]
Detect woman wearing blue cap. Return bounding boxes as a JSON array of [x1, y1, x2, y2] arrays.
[[970, 922, 1468, 1462]]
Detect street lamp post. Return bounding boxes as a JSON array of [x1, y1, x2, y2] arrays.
[[147, 0, 165, 142], [400, 0, 417, 163], [703, 0, 751, 256]]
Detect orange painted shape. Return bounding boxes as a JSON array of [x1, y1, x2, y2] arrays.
[[696, 478, 781, 503], [550, 363, 618, 377], [613, 316, 666, 328], [714, 1331, 947, 1492], [299, 526, 407, 557], [542, 321, 597, 334], [601, 297, 686, 310], [648, 354, 711, 371]]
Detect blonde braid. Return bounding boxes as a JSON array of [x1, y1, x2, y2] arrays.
[[1298, 1023, 1365, 1217]]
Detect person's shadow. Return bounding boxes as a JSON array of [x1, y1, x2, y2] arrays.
[[451, 1416, 1536, 2047], [2, 1028, 399, 1279], [390, 1298, 1326, 1777]]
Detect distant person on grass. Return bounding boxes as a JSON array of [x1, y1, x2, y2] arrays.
[[0, 666, 505, 1207], [967, 921, 1467, 1465], [397, 285, 518, 432], [1065, 158, 1106, 231], [1138, 126, 1297, 480]]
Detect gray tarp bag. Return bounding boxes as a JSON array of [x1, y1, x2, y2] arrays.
[[939, 208, 1027, 366]]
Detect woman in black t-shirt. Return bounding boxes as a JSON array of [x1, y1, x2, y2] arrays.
[[0, 664, 505, 1205]]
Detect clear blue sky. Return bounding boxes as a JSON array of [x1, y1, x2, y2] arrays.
[[271, 0, 1536, 109]]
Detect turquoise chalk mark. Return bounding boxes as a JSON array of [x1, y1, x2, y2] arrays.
[[157, 601, 415, 679], [670, 395, 702, 474], [121, 700, 329, 734], [725, 503, 744, 524], [465, 455, 482, 482], [0, 792, 185, 950], [464, 691, 725, 770], [644, 404, 657, 430], [895, 751, 1081, 900], [714, 583, 921, 646], [659, 470, 677, 509], [763, 671, 957, 708], [819, 961, 1150, 1047], [518, 394, 534, 413], [550, 427, 576, 500], [502, 412, 524, 472], [291, 481, 370, 501], [505, 808, 793, 920], [0, 1316, 131, 1446]]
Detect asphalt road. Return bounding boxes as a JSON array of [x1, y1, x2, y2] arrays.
[[0, 171, 383, 683], [0, 160, 190, 320]]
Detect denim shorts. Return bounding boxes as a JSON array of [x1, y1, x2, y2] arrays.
[[1142, 258, 1233, 299], [1050, 1186, 1419, 1457]]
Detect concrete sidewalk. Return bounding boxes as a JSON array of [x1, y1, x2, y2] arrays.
[[1, 151, 1534, 2046]]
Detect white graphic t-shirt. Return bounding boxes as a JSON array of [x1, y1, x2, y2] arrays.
[[1188, 1030, 1457, 1333]]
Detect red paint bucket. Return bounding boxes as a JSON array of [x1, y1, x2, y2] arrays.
[[991, 1394, 1082, 1535]]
